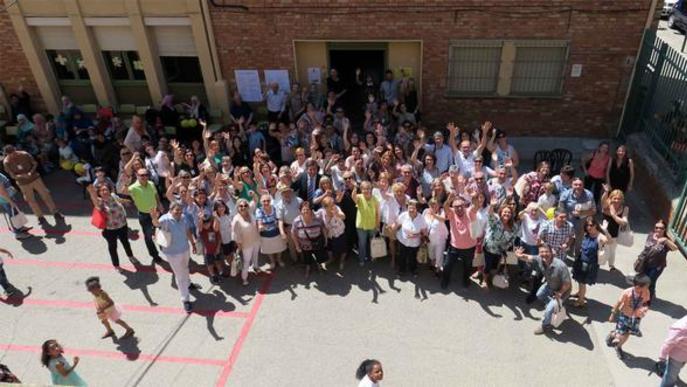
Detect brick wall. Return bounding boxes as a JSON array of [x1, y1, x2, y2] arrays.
[[0, 11, 44, 114], [208, 0, 652, 137]]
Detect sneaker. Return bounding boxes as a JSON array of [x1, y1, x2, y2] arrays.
[[15, 232, 31, 240], [606, 333, 616, 347], [534, 325, 546, 335], [183, 301, 193, 313]]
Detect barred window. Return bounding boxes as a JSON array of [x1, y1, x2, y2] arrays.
[[511, 43, 567, 96], [447, 42, 502, 95], [446, 40, 568, 97]]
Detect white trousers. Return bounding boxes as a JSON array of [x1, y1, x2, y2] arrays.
[[165, 250, 191, 302], [241, 244, 260, 281], [606, 239, 617, 267], [428, 239, 447, 269]]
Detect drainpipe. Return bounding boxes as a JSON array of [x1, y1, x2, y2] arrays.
[[616, 0, 659, 137]]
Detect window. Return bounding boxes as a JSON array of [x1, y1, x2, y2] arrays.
[[102, 51, 146, 81], [161, 56, 203, 83], [46, 50, 90, 81], [511, 43, 567, 96], [446, 40, 568, 97], [448, 42, 502, 95]]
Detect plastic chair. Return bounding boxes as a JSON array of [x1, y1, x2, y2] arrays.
[[549, 148, 573, 173]]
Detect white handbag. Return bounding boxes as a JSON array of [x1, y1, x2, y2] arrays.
[[551, 299, 569, 328], [230, 251, 241, 277], [597, 240, 609, 266], [155, 227, 172, 248], [370, 234, 387, 259], [617, 224, 634, 247], [492, 273, 509, 289], [10, 209, 28, 229]]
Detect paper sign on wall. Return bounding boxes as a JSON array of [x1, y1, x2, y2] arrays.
[[264, 69, 291, 92], [234, 69, 263, 102], [307, 67, 322, 85], [393, 67, 413, 79], [571, 64, 583, 78]]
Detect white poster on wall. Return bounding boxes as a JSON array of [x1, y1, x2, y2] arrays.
[[234, 69, 263, 102], [307, 67, 321, 85], [264, 69, 291, 92]]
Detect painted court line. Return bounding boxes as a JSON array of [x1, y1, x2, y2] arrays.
[[0, 344, 225, 367], [3, 257, 209, 275], [0, 227, 102, 237], [13, 298, 249, 318], [215, 275, 273, 386]]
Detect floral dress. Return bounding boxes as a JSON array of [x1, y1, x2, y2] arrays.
[[484, 214, 518, 256]]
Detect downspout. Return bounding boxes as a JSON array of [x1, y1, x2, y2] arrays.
[[615, 0, 659, 137]]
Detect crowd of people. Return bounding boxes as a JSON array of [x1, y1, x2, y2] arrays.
[[0, 67, 685, 386]]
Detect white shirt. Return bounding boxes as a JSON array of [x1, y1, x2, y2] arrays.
[[218, 214, 233, 244], [316, 207, 345, 238], [396, 211, 428, 247], [123, 127, 143, 152], [423, 208, 448, 242], [264, 89, 287, 113], [381, 195, 409, 225], [455, 149, 478, 177], [358, 375, 379, 387], [519, 213, 544, 246]]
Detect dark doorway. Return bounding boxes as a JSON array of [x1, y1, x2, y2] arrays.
[[329, 49, 385, 125]]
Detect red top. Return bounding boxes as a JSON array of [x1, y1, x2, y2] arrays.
[[199, 225, 221, 255]]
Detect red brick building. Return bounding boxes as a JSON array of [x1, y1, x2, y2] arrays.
[[0, 0, 660, 137]]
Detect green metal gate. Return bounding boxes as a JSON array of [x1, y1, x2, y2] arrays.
[[619, 30, 687, 252]]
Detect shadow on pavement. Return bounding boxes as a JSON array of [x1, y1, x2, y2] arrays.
[[548, 318, 595, 350], [650, 297, 687, 319], [119, 260, 160, 306], [17, 236, 47, 255], [0, 286, 32, 307]]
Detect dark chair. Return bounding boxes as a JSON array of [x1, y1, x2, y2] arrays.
[[533, 150, 550, 170], [549, 148, 573, 173]]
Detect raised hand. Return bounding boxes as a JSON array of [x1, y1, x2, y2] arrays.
[[481, 121, 493, 133]]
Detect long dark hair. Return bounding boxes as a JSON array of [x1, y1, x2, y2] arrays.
[[41, 340, 58, 367], [356, 359, 380, 380]]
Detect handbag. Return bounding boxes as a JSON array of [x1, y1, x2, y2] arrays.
[[617, 224, 634, 247], [155, 227, 172, 248], [370, 233, 387, 259], [230, 251, 241, 277], [9, 208, 28, 229], [551, 299, 569, 328], [90, 207, 107, 230], [492, 261, 509, 289], [416, 243, 428, 264], [597, 238, 609, 266], [505, 249, 518, 265], [633, 250, 648, 273]]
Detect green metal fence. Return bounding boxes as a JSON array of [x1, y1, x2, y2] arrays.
[[620, 30, 687, 253], [620, 30, 687, 183]]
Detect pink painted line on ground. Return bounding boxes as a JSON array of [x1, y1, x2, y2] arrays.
[[3, 257, 210, 275], [14, 298, 249, 319], [0, 227, 101, 237], [0, 343, 225, 366], [215, 275, 273, 387]]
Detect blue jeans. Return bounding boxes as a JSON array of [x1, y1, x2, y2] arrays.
[[536, 283, 561, 327], [356, 228, 375, 263], [660, 357, 685, 387], [645, 266, 664, 302]]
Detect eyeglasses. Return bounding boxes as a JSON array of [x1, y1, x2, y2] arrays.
[[344, 177, 353, 180], [238, 204, 248, 208], [453, 205, 464, 209], [474, 160, 483, 163]]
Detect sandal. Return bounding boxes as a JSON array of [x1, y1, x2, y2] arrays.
[[101, 331, 115, 339]]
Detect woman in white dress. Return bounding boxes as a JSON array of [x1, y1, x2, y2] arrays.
[[423, 198, 448, 272]]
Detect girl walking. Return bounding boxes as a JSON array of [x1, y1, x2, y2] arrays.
[[41, 340, 86, 386], [86, 276, 134, 339]]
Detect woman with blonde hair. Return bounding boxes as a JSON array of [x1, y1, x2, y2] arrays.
[[232, 197, 261, 286], [423, 198, 448, 272], [355, 181, 380, 265], [255, 194, 286, 269], [312, 175, 335, 209], [601, 187, 629, 271]]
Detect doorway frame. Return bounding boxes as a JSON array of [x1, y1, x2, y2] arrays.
[[292, 39, 423, 99]]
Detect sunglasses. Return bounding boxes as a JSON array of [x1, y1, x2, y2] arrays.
[[655, 226, 665, 230], [238, 204, 248, 208], [344, 177, 353, 180]]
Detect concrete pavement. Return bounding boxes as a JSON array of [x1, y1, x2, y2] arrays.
[[0, 170, 685, 386]]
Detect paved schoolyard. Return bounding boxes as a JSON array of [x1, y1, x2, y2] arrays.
[[0, 171, 685, 387]]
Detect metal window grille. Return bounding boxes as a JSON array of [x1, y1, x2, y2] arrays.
[[447, 42, 502, 95], [511, 43, 568, 96]]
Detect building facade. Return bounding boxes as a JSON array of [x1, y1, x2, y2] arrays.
[[0, 0, 660, 136]]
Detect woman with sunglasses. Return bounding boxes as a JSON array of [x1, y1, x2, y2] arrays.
[[41, 340, 86, 386], [232, 166, 259, 201], [601, 187, 629, 271], [636, 219, 678, 303], [232, 197, 260, 286], [292, 201, 328, 277], [256, 194, 286, 269], [483, 194, 518, 288], [87, 184, 134, 270], [572, 217, 609, 307]]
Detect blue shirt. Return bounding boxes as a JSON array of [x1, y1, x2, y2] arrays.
[[248, 130, 265, 156], [0, 173, 18, 205], [255, 207, 279, 237], [423, 143, 454, 173], [559, 188, 595, 219], [159, 213, 192, 255]]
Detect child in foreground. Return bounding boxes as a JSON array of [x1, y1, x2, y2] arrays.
[[86, 276, 135, 339]]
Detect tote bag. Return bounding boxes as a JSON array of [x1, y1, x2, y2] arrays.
[[10, 209, 28, 229], [155, 227, 172, 248], [370, 234, 387, 259], [551, 300, 569, 328], [617, 225, 634, 247]]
